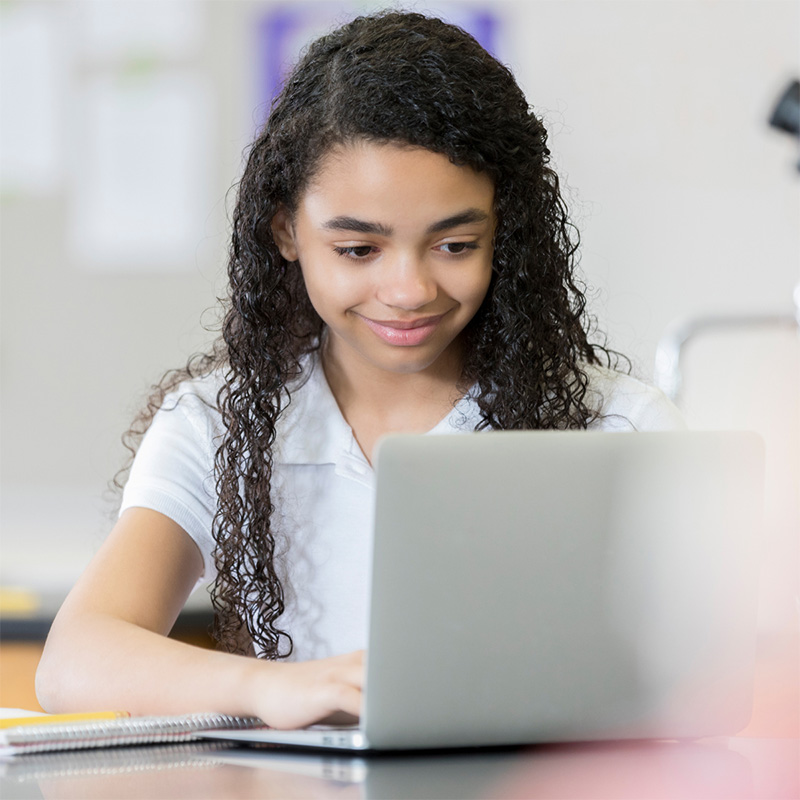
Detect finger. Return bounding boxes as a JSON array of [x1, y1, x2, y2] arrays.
[[324, 684, 362, 719]]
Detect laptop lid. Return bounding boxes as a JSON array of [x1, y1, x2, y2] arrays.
[[361, 430, 763, 749]]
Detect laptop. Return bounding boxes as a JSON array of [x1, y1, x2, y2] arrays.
[[199, 430, 764, 751]]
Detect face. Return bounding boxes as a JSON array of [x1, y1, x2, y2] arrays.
[[272, 140, 495, 380]]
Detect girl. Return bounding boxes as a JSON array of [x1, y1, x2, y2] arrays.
[[37, 10, 683, 728]]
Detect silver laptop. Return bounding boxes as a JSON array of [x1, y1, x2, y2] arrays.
[[200, 431, 764, 751]]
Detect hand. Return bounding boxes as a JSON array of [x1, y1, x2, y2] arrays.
[[246, 649, 365, 729]]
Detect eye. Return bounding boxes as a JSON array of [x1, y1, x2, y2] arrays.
[[438, 241, 479, 256], [333, 245, 377, 260]]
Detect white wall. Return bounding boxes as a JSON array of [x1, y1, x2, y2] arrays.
[[499, 0, 799, 371], [2, 1, 798, 618]]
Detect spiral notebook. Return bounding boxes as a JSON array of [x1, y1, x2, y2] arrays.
[[0, 713, 265, 757]]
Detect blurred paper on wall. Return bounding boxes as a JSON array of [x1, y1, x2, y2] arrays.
[[0, 3, 66, 195], [76, 0, 203, 61], [67, 70, 212, 272]]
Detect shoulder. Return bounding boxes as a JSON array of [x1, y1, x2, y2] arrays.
[[156, 371, 226, 444], [132, 371, 227, 471], [161, 371, 222, 411], [149, 353, 327, 457], [582, 363, 687, 432]]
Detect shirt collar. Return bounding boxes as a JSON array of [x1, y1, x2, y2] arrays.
[[272, 351, 486, 473]]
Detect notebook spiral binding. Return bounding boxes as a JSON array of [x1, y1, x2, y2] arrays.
[[1, 714, 265, 755]]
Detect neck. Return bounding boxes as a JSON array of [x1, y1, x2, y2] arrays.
[[321, 336, 468, 462]]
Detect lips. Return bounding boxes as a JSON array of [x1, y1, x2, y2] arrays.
[[358, 313, 445, 346]]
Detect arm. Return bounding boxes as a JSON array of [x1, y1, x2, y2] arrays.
[[36, 507, 363, 728]]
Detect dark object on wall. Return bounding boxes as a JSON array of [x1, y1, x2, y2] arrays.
[[769, 79, 800, 172], [769, 79, 800, 136]]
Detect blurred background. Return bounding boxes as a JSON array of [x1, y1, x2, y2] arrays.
[[0, 0, 798, 712]]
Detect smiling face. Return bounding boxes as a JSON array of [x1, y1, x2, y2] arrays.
[[272, 140, 495, 382]]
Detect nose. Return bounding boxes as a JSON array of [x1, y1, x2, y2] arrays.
[[376, 254, 438, 311]]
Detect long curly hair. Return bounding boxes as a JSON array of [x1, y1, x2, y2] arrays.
[[121, 10, 622, 658]]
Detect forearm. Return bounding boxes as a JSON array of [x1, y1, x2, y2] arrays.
[[37, 611, 363, 728], [38, 509, 363, 727], [37, 612, 260, 717]]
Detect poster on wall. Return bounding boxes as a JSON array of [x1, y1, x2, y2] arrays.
[[253, 2, 503, 126]]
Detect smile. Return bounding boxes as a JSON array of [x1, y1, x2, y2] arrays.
[[358, 314, 446, 346]]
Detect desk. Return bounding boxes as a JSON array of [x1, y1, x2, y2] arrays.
[[2, 632, 795, 798], [1, 737, 796, 799]]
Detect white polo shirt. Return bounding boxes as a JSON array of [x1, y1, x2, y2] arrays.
[[120, 353, 684, 661]]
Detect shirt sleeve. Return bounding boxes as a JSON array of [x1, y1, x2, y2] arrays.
[[120, 389, 219, 581]]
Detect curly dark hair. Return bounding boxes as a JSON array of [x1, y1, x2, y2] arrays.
[[121, 10, 623, 658]]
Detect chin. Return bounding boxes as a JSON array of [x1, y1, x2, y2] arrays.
[[369, 345, 453, 376]]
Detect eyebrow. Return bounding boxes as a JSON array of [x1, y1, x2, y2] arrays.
[[322, 216, 393, 236], [426, 209, 490, 234], [321, 208, 490, 237]]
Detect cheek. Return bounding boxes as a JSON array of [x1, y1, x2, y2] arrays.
[[478, 264, 494, 297], [299, 259, 370, 317], [457, 262, 494, 309]]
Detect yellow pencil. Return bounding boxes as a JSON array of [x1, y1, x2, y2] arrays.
[[0, 711, 130, 729]]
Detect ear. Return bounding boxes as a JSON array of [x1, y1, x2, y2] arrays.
[[271, 207, 299, 261]]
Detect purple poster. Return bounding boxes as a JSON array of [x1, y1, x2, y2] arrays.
[[255, 3, 502, 127]]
